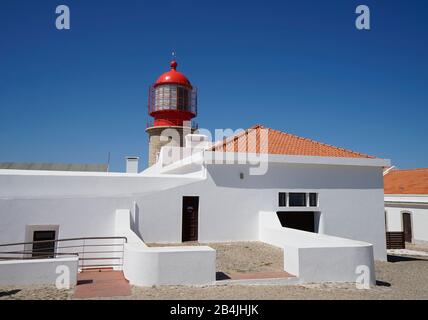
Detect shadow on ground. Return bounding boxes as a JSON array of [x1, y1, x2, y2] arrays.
[[376, 280, 391, 287], [387, 255, 426, 263], [216, 272, 231, 280], [0, 289, 21, 298]]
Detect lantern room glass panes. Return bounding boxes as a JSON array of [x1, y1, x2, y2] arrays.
[[154, 85, 191, 112]]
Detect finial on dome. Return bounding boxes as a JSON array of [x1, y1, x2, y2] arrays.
[[170, 50, 178, 70]]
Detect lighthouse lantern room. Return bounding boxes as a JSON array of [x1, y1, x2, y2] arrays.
[[146, 60, 198, 166]]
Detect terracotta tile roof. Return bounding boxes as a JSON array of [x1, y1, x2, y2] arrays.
[[384, 168, 428, 195], [211, 125, 374, 159]]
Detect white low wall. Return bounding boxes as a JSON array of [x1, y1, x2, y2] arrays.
[[0, 256, 79, 286], [116, 209, 216, 286], [123, 244, 216, 286], [259, 211, 376, 285]]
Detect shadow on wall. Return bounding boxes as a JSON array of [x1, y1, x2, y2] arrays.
[[207, 163, 384, 190], [131, 203, 145, 242]]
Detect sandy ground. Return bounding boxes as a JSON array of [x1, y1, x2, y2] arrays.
[[147, 241, 284, 274], [1, 241, 428, 300], [0, 286, 73, 300]]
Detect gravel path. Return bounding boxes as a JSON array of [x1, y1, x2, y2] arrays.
[[0, 285, 73, 300], [1, 242, 428, 300]]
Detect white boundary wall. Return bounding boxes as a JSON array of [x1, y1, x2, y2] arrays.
[[259, 211, 376, 285], [116, 209, 216, 286], [0, 256, 78, 286], [123, 244, 216, 286], [385, 195, 428, 242]]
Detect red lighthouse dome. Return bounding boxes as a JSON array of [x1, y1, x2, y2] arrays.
[[155, 61, 192, 88], [148, 60, 197, 128]]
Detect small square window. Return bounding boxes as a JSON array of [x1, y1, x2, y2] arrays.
[[289, 193, 306, 207], [309, 193, 318, 207], [279, 192, 287, 207]]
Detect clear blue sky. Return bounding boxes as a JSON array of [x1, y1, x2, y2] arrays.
[[0, 0, 427, 172]]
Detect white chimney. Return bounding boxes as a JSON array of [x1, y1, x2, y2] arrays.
[[126, 157, 139, 174]]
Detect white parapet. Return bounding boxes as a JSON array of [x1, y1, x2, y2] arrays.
[[116, 208, 216, 286], [123, 244, 216, 286], [0, 256, 79, 286], [259, 211, 376, 286]]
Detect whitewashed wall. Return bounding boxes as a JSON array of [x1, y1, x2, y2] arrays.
[[0, 171, 201, 246], [259, 211, 376, 285], [0, 256, 78, 286], [385, 204, 428, 242], [123, 244, 216, 286], [116, 209, 216, 286], [135, 162, 387, 260], [0, 159, 387, 262]]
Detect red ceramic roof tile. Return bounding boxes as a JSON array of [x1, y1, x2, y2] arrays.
[[211, 125, 375, 159], [384, 168, 428, 195]]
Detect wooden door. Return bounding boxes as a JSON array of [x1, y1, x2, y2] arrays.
[[402, 212, 412, 243], [182, 197, 199, 242]]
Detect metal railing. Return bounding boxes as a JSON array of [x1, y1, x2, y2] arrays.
[[0, 236, 128, 270]]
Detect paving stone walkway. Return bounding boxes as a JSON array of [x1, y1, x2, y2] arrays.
[[73, 270, 132, 299]]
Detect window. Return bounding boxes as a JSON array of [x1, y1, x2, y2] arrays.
[[32, 230, 56, 258], [278, 192, 287, 207], [278, 192, 319, 207], [289, 193, 306, 207], [309, 193, 318, 207]]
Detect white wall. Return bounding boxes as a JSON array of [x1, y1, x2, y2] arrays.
[[116, 209, 216, 286], [0, 196, 128, 245], [134, 162, 387, 260], [123, 244, 216, 286], [0, 159, 387, 263], [385, 204, 428, 242], [259, 211, 376, 285], [0, 171, 201, 246], [0, 256, 78, 286]]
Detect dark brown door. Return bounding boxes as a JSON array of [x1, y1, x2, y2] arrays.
[[182, 197, 199, 242], [32, 230, 56, 258], [402, 213, 412, 243]]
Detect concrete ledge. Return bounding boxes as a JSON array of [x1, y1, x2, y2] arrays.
[[0, 256, 79, 286], [259, 211, 376, 286], [123, 244, 216, 286]]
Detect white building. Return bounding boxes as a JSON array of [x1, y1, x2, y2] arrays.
[[384, 168, 428, 245], [0, 61, 391, 287]]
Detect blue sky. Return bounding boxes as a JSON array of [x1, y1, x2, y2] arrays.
[[0, 0, 427, 172]]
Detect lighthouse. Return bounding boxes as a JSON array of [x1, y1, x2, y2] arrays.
[[146, 60, 198, 166]]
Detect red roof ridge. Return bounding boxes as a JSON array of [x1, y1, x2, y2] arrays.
[[210, 124, 375, 159], [261, 126, 375, 159]]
